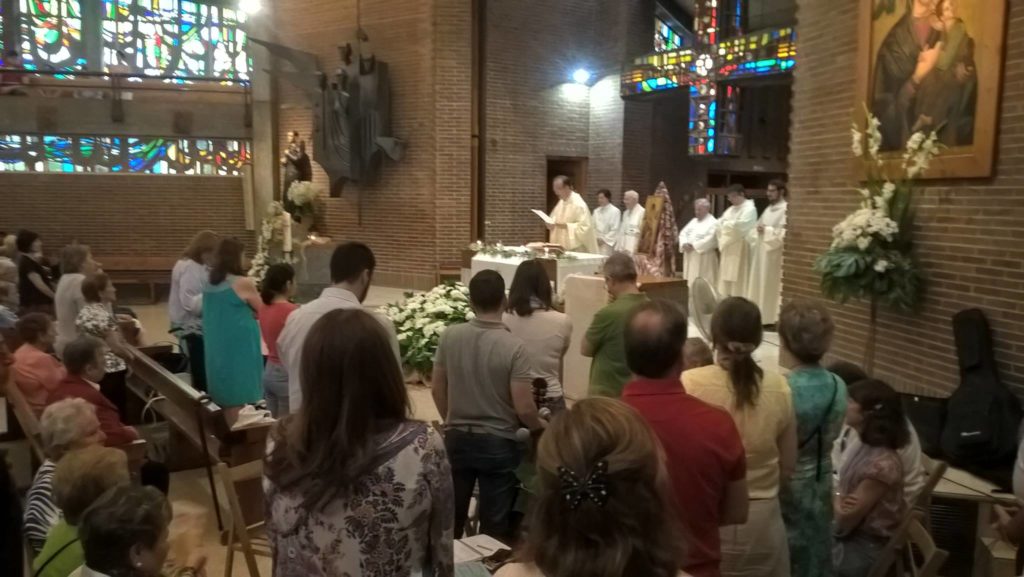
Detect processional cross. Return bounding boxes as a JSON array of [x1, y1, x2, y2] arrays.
[[621, 0, 797, 156]]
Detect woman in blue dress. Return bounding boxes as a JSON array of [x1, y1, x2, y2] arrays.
[[203, 238, 263, 422], [778, 300, 848, 577]]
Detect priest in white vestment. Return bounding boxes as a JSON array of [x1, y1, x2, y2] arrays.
[[548, 175, 599, 253], [747, 180, 788, 325], [615, 190, 645, 254], [592, 189, 621, 256], [717, 184, 758, 298], [678, 198, 719, 288]]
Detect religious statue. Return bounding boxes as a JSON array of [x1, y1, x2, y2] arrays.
[[281, 131, 313, 219], [253, 33, 406, 198], [634, 181, 679, 277]]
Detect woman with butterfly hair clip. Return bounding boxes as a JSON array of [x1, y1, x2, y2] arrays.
[[683, 297, 798, 577], [495, 397, 690, 577], [833, 379, 909, 577]]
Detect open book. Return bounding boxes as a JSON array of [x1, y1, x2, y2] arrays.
[[531, 209, 555, 225]]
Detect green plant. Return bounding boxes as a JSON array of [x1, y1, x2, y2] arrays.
[[814, 109, 940, 369]]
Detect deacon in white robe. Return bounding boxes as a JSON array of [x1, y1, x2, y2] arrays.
[[747, 181, 788, 325], [678, 198, 719, 288], [717, 186, 758, 298], [548, 175, 599, 253], [592, 190, 621, 256], [615, 190, 645, 254]]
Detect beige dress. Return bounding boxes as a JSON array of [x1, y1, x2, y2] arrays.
[[684, 364, 796, 577]]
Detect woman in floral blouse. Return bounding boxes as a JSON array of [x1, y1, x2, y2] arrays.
[[76, 273, 134, 415], [264, 308, 454, 577]]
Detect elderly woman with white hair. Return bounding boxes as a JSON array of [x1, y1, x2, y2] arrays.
[[23, 398, 106, 553], [678, 197, 720, 288], [616, 190, 646, 254], [54, 244, 100, 358]]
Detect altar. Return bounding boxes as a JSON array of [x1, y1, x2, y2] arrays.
[[469, 248, 606, 292]]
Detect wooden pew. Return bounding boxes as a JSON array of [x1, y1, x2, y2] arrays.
[[125, 344, 273, 527], [100, 257, 177, 304]]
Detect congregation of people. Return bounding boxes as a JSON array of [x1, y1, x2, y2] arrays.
[[0, 223, 942, 577]]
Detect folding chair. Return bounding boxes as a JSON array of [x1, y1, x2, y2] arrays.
[[902, 518, 948, 577], [216, 460, 271, 577]]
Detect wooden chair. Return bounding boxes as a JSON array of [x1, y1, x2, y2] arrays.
[[911, 458, 947, 529], [867, 511, 920, 577], [902, 517, 948, 577], [216, 459, 271, 577]]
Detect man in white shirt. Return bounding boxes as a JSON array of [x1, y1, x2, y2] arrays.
[[615, 190, 645, 254], [747, 180, 789, 326], [592, 189, 621, 256], [678, 198, 719, 289], [277, 242, 401, 413], [716, 185, 758, 298], [548, 175, 599, 253]]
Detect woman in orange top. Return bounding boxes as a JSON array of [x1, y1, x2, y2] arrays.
[[11, 313, 65, 413]]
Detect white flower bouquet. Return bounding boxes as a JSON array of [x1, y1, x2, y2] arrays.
[[248, 201, 293, 284], [381, 282, 475, 380], [286, 181, 322, 223], [816, 109, 940, 313], [816, 108, 941, 369]]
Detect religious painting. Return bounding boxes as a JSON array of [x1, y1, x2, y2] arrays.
[[636, 195, 664, 256], [857, 0, 1007, 178]]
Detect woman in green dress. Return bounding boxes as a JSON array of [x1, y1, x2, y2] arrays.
[[203, 238, 263, 422], [778, 301, 848, 577]]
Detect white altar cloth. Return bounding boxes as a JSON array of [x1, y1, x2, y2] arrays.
[[469, 249, 606, 291]]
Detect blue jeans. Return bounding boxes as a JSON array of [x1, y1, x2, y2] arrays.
[[445, 428, 522, 542], [262, 362, 290, 418]]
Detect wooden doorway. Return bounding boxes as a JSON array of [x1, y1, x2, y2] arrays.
[[546, 157, 588, 211]]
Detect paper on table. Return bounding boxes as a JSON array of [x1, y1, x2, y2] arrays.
[[531, 209, 555, 225], [455, 534, 510, 564]]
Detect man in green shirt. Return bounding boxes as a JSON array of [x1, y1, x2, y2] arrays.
[[582, 252, 648, 397]]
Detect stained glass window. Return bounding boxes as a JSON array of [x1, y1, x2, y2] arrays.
[[12, 0, 249, 78], [0, 134, 251, 175], [19, 0, 86, 70], [102, 0, 250, 79], [655, 16, 683, 52]]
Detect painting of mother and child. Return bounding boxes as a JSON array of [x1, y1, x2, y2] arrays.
[[868, 0, 1003, 167]]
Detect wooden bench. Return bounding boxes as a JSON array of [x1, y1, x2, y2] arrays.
[[3, 369, 148, 476], [99, 257, 177, 304], [126, 344, 273, 528]]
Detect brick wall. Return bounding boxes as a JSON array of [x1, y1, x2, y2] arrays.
[[0, 173, 251, 260], [784, 0, 1024, 397]]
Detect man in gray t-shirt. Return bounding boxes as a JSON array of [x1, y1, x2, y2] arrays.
[[432, 270, 544, 541]]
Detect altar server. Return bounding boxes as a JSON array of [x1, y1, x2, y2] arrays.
[[548, 176, 599, 253], [747, 180, 788, 326], [679, 197, 719, 288], [592, 189, 621, 256], [716, 185, 758, 298], [616, 190, 646, 255]]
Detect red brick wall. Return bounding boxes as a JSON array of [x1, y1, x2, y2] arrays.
[[784, 0, 1024, 396], [0, 173, 251, 260]]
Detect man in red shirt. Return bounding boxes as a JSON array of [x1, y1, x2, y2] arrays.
[[621, 300, 748, 577], [47, 336, 139, 448]]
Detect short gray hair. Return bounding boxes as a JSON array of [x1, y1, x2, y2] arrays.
[[603, 253, 637, 282], [694, 198, 711, 210], [623, 190, 639, 201], [40, 398, 100, 460], [61, 244, 92, 274]]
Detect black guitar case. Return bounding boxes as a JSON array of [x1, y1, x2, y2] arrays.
[[940, 308, 1022, 489]]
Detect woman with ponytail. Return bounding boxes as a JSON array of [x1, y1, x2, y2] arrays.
[[258, 263, 297, 417], [833, 379, 909, 577], [683, 297, 797, 577]]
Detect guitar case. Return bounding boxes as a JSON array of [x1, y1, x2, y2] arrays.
[[940, 308, 1022, 489]]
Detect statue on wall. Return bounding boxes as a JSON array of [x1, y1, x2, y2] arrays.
[[281, 131, 313, 219], [253, 33, 406, 198]]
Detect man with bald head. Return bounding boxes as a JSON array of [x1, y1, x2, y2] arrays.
[[547, 175, 598, 253], [621, 299, 748, 577], [615, 189, 645, 254], [679, 197, 720, 288]]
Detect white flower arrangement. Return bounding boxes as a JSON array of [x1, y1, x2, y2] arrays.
[[248, 201, 293, 284], [287, 181, 320, 207], [381, 282, 475, 380]]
